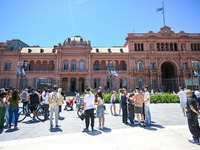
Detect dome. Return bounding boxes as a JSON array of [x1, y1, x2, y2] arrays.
[[63, 35, 87, 46]]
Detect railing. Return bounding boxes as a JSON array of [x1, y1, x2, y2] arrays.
[[59, 69, 88, 73], [26, 70, 55, 74]]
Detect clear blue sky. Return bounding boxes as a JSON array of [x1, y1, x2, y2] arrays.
[[0, 0, 200, 47]]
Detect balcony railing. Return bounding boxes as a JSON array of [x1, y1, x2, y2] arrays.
[[59, 69, 88, 73], [26, 70, 55, 74]]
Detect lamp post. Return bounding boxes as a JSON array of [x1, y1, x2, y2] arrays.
[[17, 61, 28, 91], [106, 61, 116, 93], [192, 60, 200, 90]]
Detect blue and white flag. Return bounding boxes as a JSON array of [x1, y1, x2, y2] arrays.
[[156, 6, 164, 12], [113, 70, 118, 76], [194, 71, 200, 77], [22, 68, 26, 75], [17, 68, 21, 74]]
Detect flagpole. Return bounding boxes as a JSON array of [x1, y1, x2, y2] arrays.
[[162, 1, 165, 26]]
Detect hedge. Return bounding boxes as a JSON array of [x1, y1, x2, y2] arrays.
[[80, 93, 180, 103]]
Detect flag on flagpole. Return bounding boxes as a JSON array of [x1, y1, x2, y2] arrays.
[[156, 6, 164, 12], [194, 71, 200, 77], [17, 68, 21, 74], [113, 70, 118, 76], [22, 68, 26, 75]]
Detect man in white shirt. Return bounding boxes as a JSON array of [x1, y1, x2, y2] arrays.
[[173, 86, 187, 116], [194, 88, 200, 110], [83, 87, 95, 131], [144, 85, 151, 125]]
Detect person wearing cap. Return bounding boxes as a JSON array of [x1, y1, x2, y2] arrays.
[[134, 86, 145, 126], [121, 88, 128, 124], [173, 86, 187, 116], [95, 86, 102, 101], [144, 85, 151, 125], [185, 89, 200, 144], [83, 87, 95, 131]]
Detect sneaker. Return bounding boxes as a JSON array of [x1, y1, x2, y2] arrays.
[[50, 125, 54, 128], [139, 123, 142, 127], [188, 139, 199, 144], [91, 127, 94, 131], [101, 125, 104, 129], [83, 128, 88, 132], [14, 125, 18, 128], [55, 125, 61, 128], [8, 126, 11, 129], [98, 126, 101, 130]]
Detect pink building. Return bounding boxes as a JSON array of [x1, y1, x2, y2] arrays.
[[0, 26, 200, 93]]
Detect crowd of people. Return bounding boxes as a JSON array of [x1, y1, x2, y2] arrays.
[[0, 85, 200, 144]]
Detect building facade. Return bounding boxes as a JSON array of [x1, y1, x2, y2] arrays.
[[0, 26, 200, 93]]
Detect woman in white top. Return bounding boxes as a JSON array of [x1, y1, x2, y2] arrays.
[[96, 91, 105, 129], [110, 91, 117, 115], [42, 89, 50, 119]]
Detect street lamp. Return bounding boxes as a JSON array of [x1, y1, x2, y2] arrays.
[[106, 61, 116, 93], [17, 61, 28, 91], [192, 60, 200, 90]]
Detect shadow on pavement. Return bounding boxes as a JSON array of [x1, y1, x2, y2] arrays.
[[101, 127, 112, 133], [4, 127, 19, 133], [23, 119, 40, 124], [49, 128, 63, 132], [82, 129, 102, 136], [58, 117, 65, 120]]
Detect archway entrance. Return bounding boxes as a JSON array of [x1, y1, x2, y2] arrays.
[[161, 62, 177, 92], [70, 78, 76, 92]]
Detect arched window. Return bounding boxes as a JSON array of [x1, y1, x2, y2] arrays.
[[170, 43, 173, 51], [157, 43, 160, 51], [4, 62, 12, 71], [79, 61, 85, 70], [120, 78, 127, 88], [191, 43, 193, 51], [63, 61, 68, 70], [138, 77, 143, 89], [194, 43, 197, 51], [174, 43, 178, 51], [134, 43, 137, 51], [3, 78, 10, 88], [137, 60, 143, 70], [71, 61, 76, 70]]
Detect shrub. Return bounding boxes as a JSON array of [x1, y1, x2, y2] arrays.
[[80, 92, 180, 103]]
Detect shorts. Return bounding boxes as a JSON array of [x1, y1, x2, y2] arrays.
[[135, 106, 143, 114], [110, 100, 115, 105], [97, 105, 104, 118], [29, 105, 37, 112], [180, 101, 186, 108]]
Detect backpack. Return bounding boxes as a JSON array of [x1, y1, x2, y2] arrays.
[[49, 92, 58, 107], [21, 92, 28, 100]]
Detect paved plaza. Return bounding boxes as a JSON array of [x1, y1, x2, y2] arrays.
[[0, 97, 200, 150]]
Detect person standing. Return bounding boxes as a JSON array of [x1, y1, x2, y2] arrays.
[[96, 91, 105, 129], [121, 88, 128, 124], [20, 89, 29, 113], [173, 86, 187, 116], [58, 88, 63, 117], [134, 87, 145, 127], [26, 88, 40, 120], [75, 90, 80, 109], [144, 85, 151, 126], [48, 85, 60, 128], [83, 87, 95, 131], [129, 93, 135, 124], [185, 89, 200, 144], [42, 89, 50, 120], [7, 90, 21, 129], [0, 92, 7, 129], [194, 88, 200, 110], [110, 91, 117, 115], [118, 89, 122, 115]]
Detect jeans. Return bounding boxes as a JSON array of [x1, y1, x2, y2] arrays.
[[197, 98, 200, 110], [122, 107, 128, 123], [50, 106, 58, 126], [129, 104, 135, 123], [85, 109, 94, 129], [145, 106, 151, 125], [5, 104, 9, 125], [187, 116, 200, 141], [9, 108, 19, 127]]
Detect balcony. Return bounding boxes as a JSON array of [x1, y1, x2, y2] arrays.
[[92, 70, 128, 74], [58, 69, 88, 74], [26, 70, 55, 74]]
